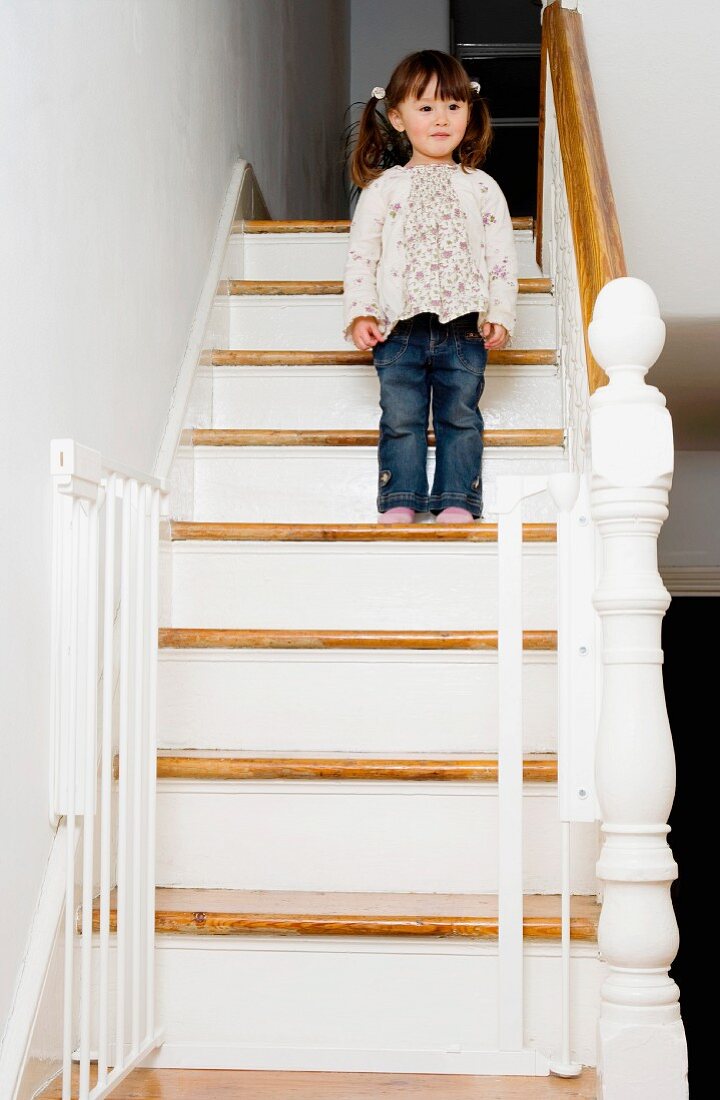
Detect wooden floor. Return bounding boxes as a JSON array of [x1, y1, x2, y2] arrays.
[[43, 1065, 598, 1098]]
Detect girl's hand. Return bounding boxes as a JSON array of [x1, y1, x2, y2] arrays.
[[351, 316, 386, 351], [481, 322, 509, 350]]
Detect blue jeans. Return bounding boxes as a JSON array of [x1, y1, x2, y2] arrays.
[[372, 311, 488, 517]]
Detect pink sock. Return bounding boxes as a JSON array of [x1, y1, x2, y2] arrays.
[[378, 506, 414, 525], [436, 507, 475, 523]]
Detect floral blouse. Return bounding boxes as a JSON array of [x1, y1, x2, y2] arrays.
[[342, 163, 518, 345]]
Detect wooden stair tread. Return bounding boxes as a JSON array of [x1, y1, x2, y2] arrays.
[[158, 629, 557, 650], [170, 521, 557, 542], [219, 277, 551, 296], [238, 215, 535, 234], [239, 219, 352, 233], [150, 751, 558, 782], [89, 888, 598, 941], [190, 428, 564, 448], [209, 348, 558, 367]]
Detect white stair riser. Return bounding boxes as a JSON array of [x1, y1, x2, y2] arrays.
[[168, 544, 557, 630], [157, 651, 558, 754], [217, 295, 556, 350], [89, 940, 603, 1071], [155, 783, 598, 893], [231, 229, 542, 281], [191, 447, 566, 522], [211, 364, 563, 430]]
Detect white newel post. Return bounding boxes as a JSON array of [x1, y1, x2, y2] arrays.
[[588, 279, 688, 1099]]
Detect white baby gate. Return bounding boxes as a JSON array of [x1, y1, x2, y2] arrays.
[[493, 471, 597, 1074], [50, 439, 168, 1098]]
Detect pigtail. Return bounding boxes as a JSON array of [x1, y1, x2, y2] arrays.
[[351, 96, 391, 189], [457, 89, 493, 171]]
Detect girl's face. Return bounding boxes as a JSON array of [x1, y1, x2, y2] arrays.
[[387, 75, 469, 165]]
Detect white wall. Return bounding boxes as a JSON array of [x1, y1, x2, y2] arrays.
[[581, 0, 719, 318], [580, 0, 720, 449], [659, 452, 720, 568], [0, 0, 349, 1051], [577, 0, 720, 571], [350, 0, 449, 115]]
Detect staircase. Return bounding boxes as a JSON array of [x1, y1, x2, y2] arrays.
[[35, 5, 686, 1095], [88, 215, 604, 1078]]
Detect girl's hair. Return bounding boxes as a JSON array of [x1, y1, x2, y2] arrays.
[[350, 50, 492, 189]]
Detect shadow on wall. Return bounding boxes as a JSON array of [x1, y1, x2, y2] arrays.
[[652, 317, 720, 449]]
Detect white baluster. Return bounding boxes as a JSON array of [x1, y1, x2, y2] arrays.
[[588, 278, 688, 1099], [496, 476, 524, 1052], [97, 475, 116, 1086], [62, 496, 81, 1100], [115, 478, 133, 1067], [546, 471, 581, 1080], [79, 496, 99, 1098], [145, 488, 162, 1044], [131, 483, 147, 1054]]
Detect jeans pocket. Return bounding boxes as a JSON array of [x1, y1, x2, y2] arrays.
[[372, 322, 412, 368], [452, 328, 488, 376]]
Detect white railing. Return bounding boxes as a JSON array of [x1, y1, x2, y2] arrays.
[[545, 470, 598, 1077], [537, 16, 686, 1087], [495, 272, 683, 1085], [494, 469, 596, 1075], [50, 439, 168, 1099], [543, 61, 591, 475], [587, 283, 688, 1096]]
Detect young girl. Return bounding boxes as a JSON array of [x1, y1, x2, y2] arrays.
[[343, 50, 518, 524]]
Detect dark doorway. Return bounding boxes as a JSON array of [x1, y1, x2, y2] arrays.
[[451, 0, 542, 216], [662, 595, 712, 1085]]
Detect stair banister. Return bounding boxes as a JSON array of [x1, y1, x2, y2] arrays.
[[538, 1, 627, 400], [587, 280, 688, 1097], [537, 4, 688, 1093]]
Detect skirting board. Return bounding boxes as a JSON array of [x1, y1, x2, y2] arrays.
[[0, 823, 77, 1100], [140, 1043, 550, 1076], [660, 567, 720, 596], [154, 159, 271, 484]]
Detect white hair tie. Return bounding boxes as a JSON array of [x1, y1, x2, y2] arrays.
[[372, 86, 386, 100], [470, 80, 481, 93]]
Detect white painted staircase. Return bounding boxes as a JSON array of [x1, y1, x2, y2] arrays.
[[92, 217, 604, 1074]]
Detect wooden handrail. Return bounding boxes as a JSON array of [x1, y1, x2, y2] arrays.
[[536, 1, 627, 392]]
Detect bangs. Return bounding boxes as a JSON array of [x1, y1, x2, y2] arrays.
[[403, 55, 471, 103]]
